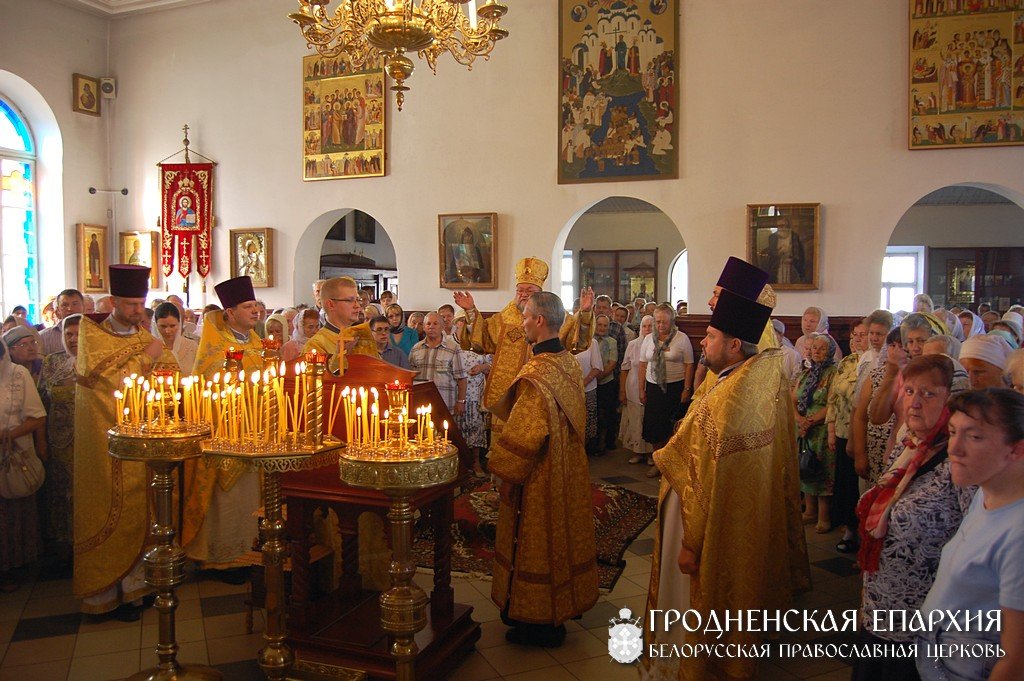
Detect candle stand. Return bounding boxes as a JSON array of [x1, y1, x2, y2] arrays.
[[203, 440, 343, 680], [108, 425, 221, 681], [338, 444, 459, 681]]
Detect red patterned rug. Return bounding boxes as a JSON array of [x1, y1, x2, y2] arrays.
[[413, 481, 657, 591]]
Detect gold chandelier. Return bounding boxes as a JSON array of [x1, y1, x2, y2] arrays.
[[289, 0, 509, 111]]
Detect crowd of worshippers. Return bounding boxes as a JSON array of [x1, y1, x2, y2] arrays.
[[1, 263, 1023, 680]]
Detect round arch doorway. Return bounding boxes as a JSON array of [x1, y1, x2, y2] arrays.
[[885, 183, 1024, 315], [553, 196, 685, 310], [293, 209, 398, 308]]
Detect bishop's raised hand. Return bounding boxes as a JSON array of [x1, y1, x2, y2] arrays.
[[453, 291, 475, 311]]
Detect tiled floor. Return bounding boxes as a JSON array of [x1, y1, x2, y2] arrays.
[[0, 449, 860, 680]]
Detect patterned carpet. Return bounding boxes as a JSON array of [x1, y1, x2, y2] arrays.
[[413, 481, 657, 591]]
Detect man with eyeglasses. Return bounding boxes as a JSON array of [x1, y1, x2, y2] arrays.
[[454, 257, 595, 450], [40, 288, 84, 355], [75, 265, 171, 622], [370, 316, 409, 369], [305, 276, 379, 375]]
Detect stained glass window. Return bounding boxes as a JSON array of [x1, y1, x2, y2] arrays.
[[0, 96, 38, 321]]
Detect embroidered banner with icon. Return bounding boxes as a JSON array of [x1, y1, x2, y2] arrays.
[[159, 162, 214, 279]]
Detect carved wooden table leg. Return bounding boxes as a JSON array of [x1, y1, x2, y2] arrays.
[[431, 491, 454, 620], [287, 497, 311, 632]]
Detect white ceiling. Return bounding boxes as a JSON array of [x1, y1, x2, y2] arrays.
[[55, 0, 213, 17]]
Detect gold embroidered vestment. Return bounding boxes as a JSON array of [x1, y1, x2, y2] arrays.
[[645, 349, 810, 681], [487, 350, 599, 625], [73, 317, 177, 604]]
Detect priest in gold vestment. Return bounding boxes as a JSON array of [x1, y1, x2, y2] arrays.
[[488, 292, 598, 648], [74, 265, 174, 619], [184, 276, 263, 578], [304, 276, 378, 374], [454, 257, 595, 446], [692, 257, 780, 399], [643, 289, 810, 681]]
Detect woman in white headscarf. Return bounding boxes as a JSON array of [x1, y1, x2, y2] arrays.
[[793, 306, 843, 363], [292, 308, 320, 347], [152, 302, 198, 373], [957, 310, 986, 338], [620, 315, 655, 465], [37, 314, 80, 565], [0, 338, 46, 591], [934, 308, 965, 342], [266, 314, 302, 364]]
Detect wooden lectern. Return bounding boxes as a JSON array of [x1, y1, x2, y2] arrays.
[[281, 356, 481, 680]]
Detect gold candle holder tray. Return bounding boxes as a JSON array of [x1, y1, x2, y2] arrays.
[[202, 439, 344, 474], [338, 446, 459, 491], [107, 426, 212, 462]]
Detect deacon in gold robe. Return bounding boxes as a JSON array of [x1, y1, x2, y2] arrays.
[[75, 265, 174, 620], [304, 276, 378, 375], [488, 291, 598, 648], [643, 289, 810, 681], [184, 276, 263, 579], [454, 257, 594, 445]]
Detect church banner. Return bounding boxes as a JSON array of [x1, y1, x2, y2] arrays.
[[302, 54, 386, 180], [909, 1, 1024, 149], [558, 0, 679, 184], [160, 162, 214, 279]]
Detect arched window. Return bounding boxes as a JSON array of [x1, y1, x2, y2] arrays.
[[669, 249, 688, 307], [0, 95, 38, 322]]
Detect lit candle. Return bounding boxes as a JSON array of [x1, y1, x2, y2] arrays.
[[371, 402, 379, 445], [356, 406, 363, 444], [360, 387, 369, 445], [443, 420, 449, 443]]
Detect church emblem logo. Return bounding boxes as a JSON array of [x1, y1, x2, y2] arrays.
[[607, 607, 643, 664]]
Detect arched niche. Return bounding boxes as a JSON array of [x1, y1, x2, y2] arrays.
[[552, 196, 685, 306], [886, 183, 1024, 313], [293, 209, 397, 306], [0, 70, 64, 301]]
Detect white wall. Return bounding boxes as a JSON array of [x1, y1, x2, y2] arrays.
[[564, 210, 684, 300], [11, 0, 1024, 314], [0, 0, 110, 296], [890, 204, 1024, 247]]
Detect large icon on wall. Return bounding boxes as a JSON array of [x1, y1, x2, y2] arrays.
[[303, 54, 387, 180], [229, 228, 273, 288], [438, 213, 496, 289], [558, 0, 679, 183], [909, 1, 1024, 149], [747, 203, 820, 291], [77, 223, 108, 293]]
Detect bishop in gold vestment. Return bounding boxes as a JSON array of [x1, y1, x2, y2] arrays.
[[487, 292, 598, 648], [183, 277, 263, 568], [644, 290, 809, 681], [456, 257, 594, 445], [74, 265, 174, 615]]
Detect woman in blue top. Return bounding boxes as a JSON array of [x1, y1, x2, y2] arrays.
[[385, 304, 419, 357], [917, 388, 1024, 681]]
